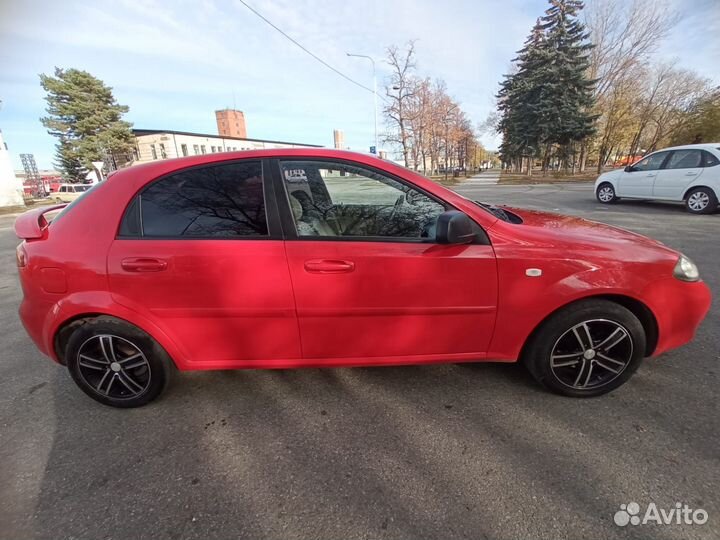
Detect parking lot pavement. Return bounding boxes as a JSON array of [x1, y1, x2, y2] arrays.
[[0, 185, 718, 540]]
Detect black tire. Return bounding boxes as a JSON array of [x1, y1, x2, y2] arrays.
[[65, 317, 174, 407], [685, 187, 718, 214], [596, 182, 619, 204], [522, 299, 645, 397]]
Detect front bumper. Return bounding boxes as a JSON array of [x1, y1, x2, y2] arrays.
[[644, 278, 712, 357]]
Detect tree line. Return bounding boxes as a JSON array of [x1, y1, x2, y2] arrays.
[[382, 42, 489, 175], [495, 0, 719, 175]]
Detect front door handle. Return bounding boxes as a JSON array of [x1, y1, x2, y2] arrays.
[[646, 173, 656, 177], [121, 257, 168, 272], [685, 172, 699, 176], [304, 259, 355, 274]]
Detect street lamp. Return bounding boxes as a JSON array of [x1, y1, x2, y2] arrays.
[[346, 53, 378, 154]]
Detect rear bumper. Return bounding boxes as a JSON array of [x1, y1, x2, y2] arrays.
[[19, 297, 56, 361], [645, 279, 712, 357]]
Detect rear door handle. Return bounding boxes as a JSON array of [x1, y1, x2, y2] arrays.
[[304, 259, 355, 274], [646, 173, 656, 177], [121, 257, 167, 272]]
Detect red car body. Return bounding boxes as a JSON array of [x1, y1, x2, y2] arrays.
[[15, 149, 710, 377]]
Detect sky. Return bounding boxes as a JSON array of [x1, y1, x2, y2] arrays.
[[0, 0, 718, 170]]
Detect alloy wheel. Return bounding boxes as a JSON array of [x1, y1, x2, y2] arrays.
[[598, 186, 614, 202], [688, 191, 709, 211], [550, 319, 633, 390], [76, 334, 151, 400]]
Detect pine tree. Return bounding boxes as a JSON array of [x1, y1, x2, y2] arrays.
[[498, 20, 551, 173], [538, 0, 597, 160], [40, 68, 134, 180], [497, 0, 597, 172]]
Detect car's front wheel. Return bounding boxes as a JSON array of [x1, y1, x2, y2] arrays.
[[65, 317, 173, 407], [523, 299, 646, 397], [685, 187, 717, 214], [596, 182, 619, 204]]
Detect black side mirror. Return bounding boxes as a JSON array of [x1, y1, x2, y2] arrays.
[[624, 165, 633, 172], [436, 210, 475, 244]]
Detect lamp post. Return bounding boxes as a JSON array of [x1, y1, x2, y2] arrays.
[[346, 53, 378, 154]]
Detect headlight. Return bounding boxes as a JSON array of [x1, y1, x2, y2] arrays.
[[673, 255, 700, 282]]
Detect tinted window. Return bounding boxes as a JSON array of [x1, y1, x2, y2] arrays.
[[280, 160, 446, 240], [666, 150, 702, 169], [632, 152, 668, 171], [703, 151, 719, 167], [140, 161, 267, 238]]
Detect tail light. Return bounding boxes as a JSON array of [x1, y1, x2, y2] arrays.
[[16, 244, 27, 267]]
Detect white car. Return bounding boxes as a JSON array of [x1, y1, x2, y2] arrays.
[[595, 143, 720, 214], [53, 183, 92, 203]]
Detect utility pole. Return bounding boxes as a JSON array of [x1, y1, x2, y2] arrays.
[[346, 53, 378, 154]]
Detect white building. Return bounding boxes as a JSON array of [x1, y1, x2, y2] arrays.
[[0, 129, 25, 209], [126, 129, 322, 166]]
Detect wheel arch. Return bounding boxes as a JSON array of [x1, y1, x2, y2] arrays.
[[519, 293, 659, 361], [683, 184, 718, 200], [52, 312, 183, 369]]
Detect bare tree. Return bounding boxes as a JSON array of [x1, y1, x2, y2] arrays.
[[628, 64, 710, 155], [585, 0, 677, 172], [384, 41, 418, 168]]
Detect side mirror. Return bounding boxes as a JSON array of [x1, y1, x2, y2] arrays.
[[436, 210, 475, 244], [624, 165, 633, 172]]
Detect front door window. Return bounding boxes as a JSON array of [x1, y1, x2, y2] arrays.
[[280, 160, 446, 241]]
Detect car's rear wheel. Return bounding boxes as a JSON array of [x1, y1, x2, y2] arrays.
[[685, 187, 717, 214], [65, 318, 173, 407], [596, 182, 619, 204], [523, 299, 645, 397]]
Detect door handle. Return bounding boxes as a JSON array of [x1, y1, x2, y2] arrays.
[[121, 257, 168, 272], [646, 173, 656, 177], [304, 259, 355, 274], [685, 172, 698, 176]]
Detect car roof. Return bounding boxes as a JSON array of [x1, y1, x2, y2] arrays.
[[110, 148, 400, 183], [653, 143, 720, 152]]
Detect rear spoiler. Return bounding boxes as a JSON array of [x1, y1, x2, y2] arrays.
[[14, 204, 68, 240]]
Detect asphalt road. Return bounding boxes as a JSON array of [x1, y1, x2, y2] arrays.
[[1, 180, 718, 540]]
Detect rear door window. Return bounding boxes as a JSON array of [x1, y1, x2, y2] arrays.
[[138, 161, 268, 238], [665, 150, 703, 169]]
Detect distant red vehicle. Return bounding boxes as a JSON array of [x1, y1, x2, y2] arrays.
[[14, 149, 711, 407], [614, 155, 644, 167]]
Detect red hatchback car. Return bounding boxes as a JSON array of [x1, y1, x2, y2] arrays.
[[15, 149, 711, 407]]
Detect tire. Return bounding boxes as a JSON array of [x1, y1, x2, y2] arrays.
[[596, 182, 619, 204], [685, 187, 718, 214], [522, 299, 645, 397], [65, 317, 174, 407]]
